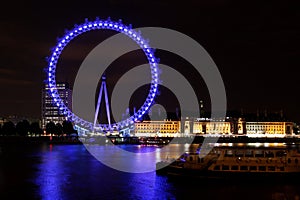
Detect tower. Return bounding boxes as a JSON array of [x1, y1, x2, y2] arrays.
[[237, 118, 246, 135], [183, 117, 192, 135]]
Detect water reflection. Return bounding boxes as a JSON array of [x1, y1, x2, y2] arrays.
[[32, 144, 176, 199], [1, 143, 300, 199]]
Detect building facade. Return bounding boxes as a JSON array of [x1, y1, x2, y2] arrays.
[[192, 117, 246, 135], [193, 121, 232, 134], [246, 122, 294, 135], [133, 117, 294, 137], [0, 117, 7, 126], [134, 120, 181, 137], [42, 83, 72, 128]]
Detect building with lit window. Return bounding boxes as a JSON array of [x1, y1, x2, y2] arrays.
[[134, 117, 294, 137], [0, 117, 7, 126], [246, 122, 294, 136], [134, 120, 181, 137], [193, 121, 232, 134], [42, 82, 72, 128], [192, 117, 246, 135]]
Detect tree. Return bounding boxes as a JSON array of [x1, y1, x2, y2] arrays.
[[62, 120, 75, 135], [2, 121, 16, 136], [30, 122, 43, 136], [56, 123, 63, 136], [0, 124, 2, 136], [46, 121, 56, 136], [16, 120, 30, 137], [293, 124, 299, 135]]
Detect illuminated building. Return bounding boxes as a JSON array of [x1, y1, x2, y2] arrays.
[[134, 120, 181, 137], [246, 122, 294, 136], [237, 118, 246, 134], [0, 117, 7, 126], [192, 117, 245, 134], [183, 117, 192, 135], [193, 121, 232, 134], [192, 100, 247, 135], [42, 82, 72, 128], [134, 117, 294, 137]]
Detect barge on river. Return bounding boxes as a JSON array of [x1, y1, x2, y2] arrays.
[[156, 145, 300, 180]]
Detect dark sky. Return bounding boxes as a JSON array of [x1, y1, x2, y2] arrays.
[[0, 0, 299, 122]]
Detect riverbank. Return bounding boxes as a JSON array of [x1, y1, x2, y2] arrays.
[[1, 135, 300, 145], [0, 136, 82, 145]]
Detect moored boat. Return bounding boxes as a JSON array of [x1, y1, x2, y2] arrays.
[[156, 145, 300, 181]]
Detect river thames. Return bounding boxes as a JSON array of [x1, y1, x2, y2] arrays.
[[1, 143, 300, 200]]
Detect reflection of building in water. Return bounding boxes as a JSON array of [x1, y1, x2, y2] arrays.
[[134, 120, 181, 137], [246, 122, 294, 135]]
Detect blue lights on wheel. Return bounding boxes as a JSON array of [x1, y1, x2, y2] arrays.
[[47, 18, 159, 132]]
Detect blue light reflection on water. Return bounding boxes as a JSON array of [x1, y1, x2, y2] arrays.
[[32, 144, 175, 200], [2, 143, 300, 199]]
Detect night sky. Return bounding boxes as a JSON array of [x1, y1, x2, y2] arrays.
[[0, 0, 299, 122]]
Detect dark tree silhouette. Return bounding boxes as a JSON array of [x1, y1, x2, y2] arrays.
[[56, 123, 63, 136], [293, 125, 299, 135], [0, 124, 2, 136], [46, 121, 56, 136], [30, 122, 43, 136], [62, 120, 75, 135], [2, 121, 16, 136], [16, 120, 30, 137]]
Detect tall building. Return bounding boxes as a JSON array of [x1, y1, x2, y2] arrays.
[[42, 82, 72, 128]]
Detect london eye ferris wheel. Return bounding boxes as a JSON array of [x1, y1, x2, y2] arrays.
[[46, 18, 160, 133]]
